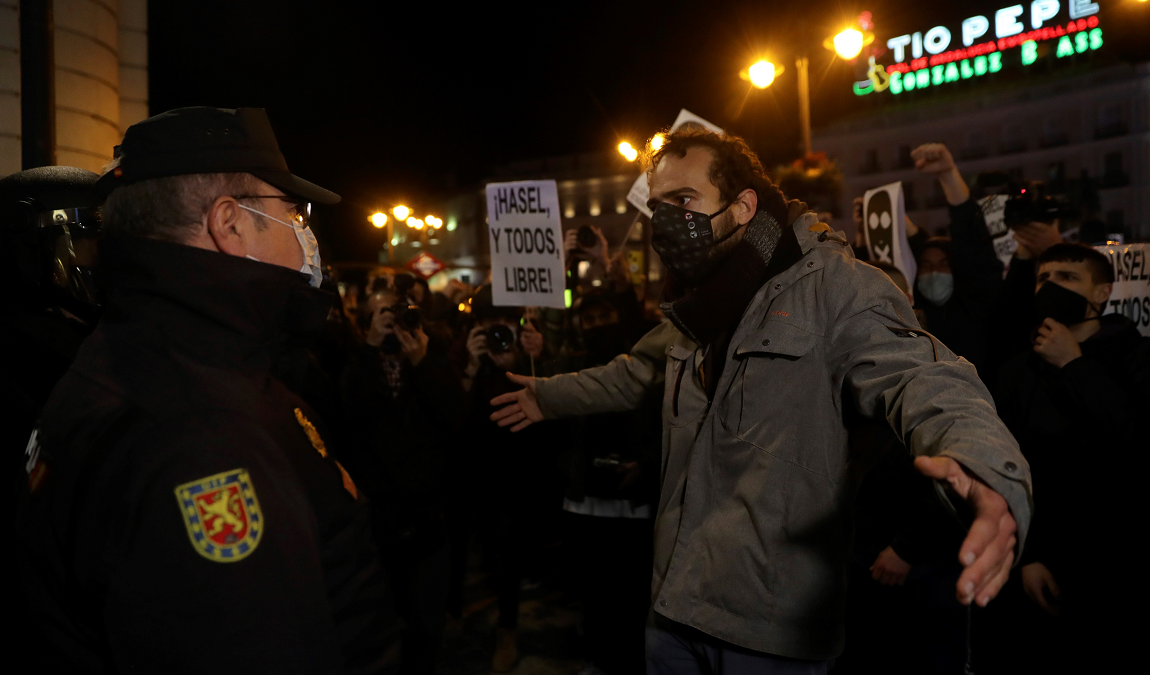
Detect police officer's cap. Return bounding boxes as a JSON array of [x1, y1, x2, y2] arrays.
[[96, 107, 340, 204]]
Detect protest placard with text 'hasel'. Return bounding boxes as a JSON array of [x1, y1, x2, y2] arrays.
[[1096, 242, 1150, 337], [863, 182, 917, 283], [486, 180, 566, 308]]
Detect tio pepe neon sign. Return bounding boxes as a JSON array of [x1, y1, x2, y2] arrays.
[[855, 0, 1103, 96]]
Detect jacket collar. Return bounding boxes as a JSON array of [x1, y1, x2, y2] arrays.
[[98, 235, 332, 369]]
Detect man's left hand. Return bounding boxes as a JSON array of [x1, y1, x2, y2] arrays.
[[1033, 318, 1081, 368], [395, 326, 429, 366], [915, 456, 1017, 607]]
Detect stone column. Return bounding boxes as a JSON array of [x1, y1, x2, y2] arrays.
[[53, 0, 120, 172]]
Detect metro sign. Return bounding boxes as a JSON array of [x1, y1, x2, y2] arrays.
[[855, 0, 1104, 97], [406, 251, 446, 279]]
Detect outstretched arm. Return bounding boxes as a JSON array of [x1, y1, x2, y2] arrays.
[[490, 320, 679, 432], [829, 260, 1031, 608]]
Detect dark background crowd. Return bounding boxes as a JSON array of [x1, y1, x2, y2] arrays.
[[5, 137, 1148, 675]]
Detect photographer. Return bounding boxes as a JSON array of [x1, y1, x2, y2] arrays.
[[447, 286, 556, 673], [992, 243, 1149, 670], [341, 288, 464, 675]]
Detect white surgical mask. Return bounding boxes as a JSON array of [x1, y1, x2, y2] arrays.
[[917, 271, 954, 306], [237, 204, 323, 288]]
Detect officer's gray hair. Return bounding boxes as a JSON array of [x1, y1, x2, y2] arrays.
[[101, 172, 268, 243]]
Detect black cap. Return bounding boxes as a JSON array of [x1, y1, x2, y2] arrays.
[[96, 107, 340, 204]]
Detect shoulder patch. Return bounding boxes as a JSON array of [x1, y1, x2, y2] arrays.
[[175, 469, 263, 563]]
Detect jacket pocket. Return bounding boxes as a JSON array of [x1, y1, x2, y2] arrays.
[[731, 321, 832, 477]]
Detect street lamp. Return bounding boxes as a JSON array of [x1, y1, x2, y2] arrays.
[[407, 217, 424, 230], [370, 212, 387, 228], [618, 142, 638, 162], [426, 215, 443, 229], [745, 15, 875, 157], [392, 205, 411, 221]]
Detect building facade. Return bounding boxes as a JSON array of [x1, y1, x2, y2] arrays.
[[1, 0, 149, 177], [817, 62, 1149, 242]]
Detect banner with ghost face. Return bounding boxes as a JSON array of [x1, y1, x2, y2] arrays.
[[863, 182, 917, 283]]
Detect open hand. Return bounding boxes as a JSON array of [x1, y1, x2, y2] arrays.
[[870, 546, 912, 586], [1034, 318, 1081, 368], [1021, 562, 1061, 615], [1012, 221, 1062, 260], [915, 456, 1017, 607], [490, 372, 543, 432]]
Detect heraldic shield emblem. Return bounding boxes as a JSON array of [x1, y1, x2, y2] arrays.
[[174, 468, 263, 562]]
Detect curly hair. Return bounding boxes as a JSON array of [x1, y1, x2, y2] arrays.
[[645, 127, 783, 213]]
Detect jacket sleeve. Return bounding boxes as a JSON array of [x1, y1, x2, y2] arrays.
[[826, 258, 1033, 555], [97, 414, 397, 673], [948, 199, 1003, 302], [534, 320, 677, 419]]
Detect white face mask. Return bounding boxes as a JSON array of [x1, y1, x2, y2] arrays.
[[917, 271, 954, 306], [237, 203, 323, 288]]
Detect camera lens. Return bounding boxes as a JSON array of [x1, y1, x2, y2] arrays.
[[485, 325, 515, 354], [398, 306, 421, 330], [576, 225, 597, 249]]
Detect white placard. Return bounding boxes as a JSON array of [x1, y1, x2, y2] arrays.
[[978, 194, 1019, 274], [486, 180, 565, 308], [863, 182, 917, 282], [1095, 242, 1150, 336], [626, 109, 726, 217]]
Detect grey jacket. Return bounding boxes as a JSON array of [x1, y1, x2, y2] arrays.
[[534, 214, 1032, 660]]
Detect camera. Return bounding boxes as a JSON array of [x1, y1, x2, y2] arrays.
[[1004, 182, 1071, 228], [576, 225, 598, 249], [391, 304, 422, 330], [485, 324, 516, 354]]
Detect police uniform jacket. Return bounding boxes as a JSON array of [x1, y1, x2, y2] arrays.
[[18, 236, 400, 673]]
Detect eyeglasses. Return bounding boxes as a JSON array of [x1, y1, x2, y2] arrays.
[[232, 194, 312, 227]]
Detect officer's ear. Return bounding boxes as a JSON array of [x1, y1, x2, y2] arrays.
[[204, 196, 250, 257]]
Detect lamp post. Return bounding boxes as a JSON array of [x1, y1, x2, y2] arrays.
[[744, 20, 874, 158]]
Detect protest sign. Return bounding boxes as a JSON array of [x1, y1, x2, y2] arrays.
[[486, 180, 566, 308], [1095, 242, 1150, 337], [626, 109, 725, 217], [977, 194, 1019, 272], [863, 182, 917, 282]]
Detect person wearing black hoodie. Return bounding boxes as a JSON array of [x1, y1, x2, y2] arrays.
[[993, 243, 1149, 672]]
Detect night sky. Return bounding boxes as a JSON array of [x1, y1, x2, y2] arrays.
[[148, 0, 1148, 261]]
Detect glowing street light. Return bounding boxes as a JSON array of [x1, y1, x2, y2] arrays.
[[618, 142, 638, 162], [370, 212, 387, 228], [426, 215, 443, 229], [748, 60, 777, 89], [406, 217, 424, 230], [392, 205, 411, 221], [649, 133, 665, 151], [831, 29, 865, 60]]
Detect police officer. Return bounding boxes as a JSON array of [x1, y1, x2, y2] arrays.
[[17, 107, 400, 672]]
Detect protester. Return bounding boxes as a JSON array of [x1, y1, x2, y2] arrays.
[[991, 243, 1149, 671], [16, 107, 400, 672], [557, 294, 660, 675], [909, 143, 1004, 379], [490, 128, 1030, 674], [340, 287, 464, 674]]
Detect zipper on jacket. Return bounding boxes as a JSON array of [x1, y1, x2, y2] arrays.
[[672, 359, 686, 417]]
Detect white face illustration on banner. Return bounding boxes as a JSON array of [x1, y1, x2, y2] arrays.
[[868, 191, 895, 263]]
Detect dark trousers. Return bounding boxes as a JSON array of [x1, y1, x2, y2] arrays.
[[646, 614, 828, 675], [567, 512, 653, 674], [385, 539, 450, 675]]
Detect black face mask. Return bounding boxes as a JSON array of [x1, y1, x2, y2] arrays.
[[1033, 281, 1096, 327], [380, 333, 402, 355], [583, 323, 630, 366], [651, 200, 746, 283]]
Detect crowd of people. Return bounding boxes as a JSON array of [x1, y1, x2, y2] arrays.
[[4, 105, 1147, 675]]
